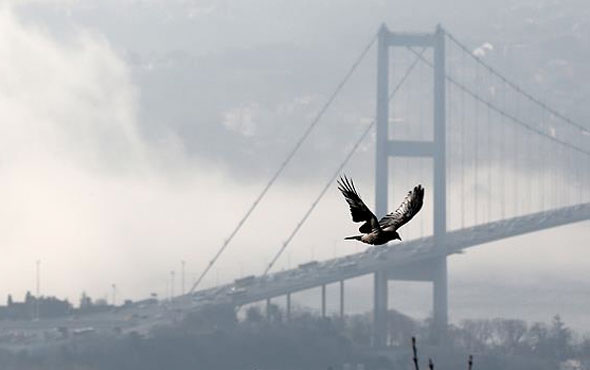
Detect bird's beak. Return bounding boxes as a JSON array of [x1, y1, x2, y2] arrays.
[[398, 236, 402, 241]]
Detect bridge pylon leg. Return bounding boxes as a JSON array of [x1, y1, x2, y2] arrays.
[[339, 280, 345, 319], [373, 24, 448, 347], [321, 284, 327, 318], [286, 293, 291, 322], [432, 256, 448, 342], [373, 270, 388, 348]]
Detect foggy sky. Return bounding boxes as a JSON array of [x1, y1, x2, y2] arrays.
[[1, 0, 589, 329]]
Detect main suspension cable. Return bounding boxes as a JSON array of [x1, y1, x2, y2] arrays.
[[263, 48, 427, 276], [443, 28, 590, 136], [189, 31, 379, 293], [407, 47, 590, 157]]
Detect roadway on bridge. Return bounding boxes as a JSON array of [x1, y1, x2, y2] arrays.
[[1, 203, 588, 350]]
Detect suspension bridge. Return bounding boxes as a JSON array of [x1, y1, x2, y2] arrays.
[[2, 24, 589, 350], [181, 24, 590, 347]]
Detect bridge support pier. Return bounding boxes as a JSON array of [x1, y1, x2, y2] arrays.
[[286, 293, 291, 321], [432, 257, 448, 342], [321, 284, 327, 318], [373, 271, 388, 348], [339, 280, 344, 319], [372, 24, 449, 347], [374, 26, 449, 216], [266, 298, 271, 320], [432, 24, 448, 343]]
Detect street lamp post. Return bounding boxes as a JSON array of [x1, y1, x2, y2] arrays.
[[111, 284, 116, 306], [35, 260, 40, 320], [170, 270, 175, 300], [181, 260, 185, 296]]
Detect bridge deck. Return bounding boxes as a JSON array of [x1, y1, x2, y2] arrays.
[[1, 203, 588, 347], [200, 203, 590, 306]]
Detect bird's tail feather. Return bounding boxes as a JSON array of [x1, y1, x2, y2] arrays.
[[344, 235, 362, 241]]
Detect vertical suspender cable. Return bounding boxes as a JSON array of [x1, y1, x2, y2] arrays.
[[460, 49, 466, 228], [446, 43, 452, 229], [537, 110, 547, 211], [500, 79, 506, 218], [486, 72, 492, 222], [474, 61, 479, 224], [513, 87, 519, 216]]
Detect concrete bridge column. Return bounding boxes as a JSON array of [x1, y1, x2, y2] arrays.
[[321, 284, 326, 318], [339, 280, 344, 319], [373, 270, 388, 347], [432, 24, 448, 344], [433, 257, 448, 341], [266, 298, 271, 320], [286, 293, 291, 321]]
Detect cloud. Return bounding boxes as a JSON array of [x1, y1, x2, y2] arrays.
[[0, 5, 245, 302], [222, 103, 260, 137], [0, 5, 145, 298], [220, 95, 323, 138], [0, 6, 361, 303], [0, 5, 144, 170], [472, 42, 494, 58]]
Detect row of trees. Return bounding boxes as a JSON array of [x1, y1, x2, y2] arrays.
[[240, 305, 587, 370], [0, 303, 588, 370], [0, 292, 132, 321], [0, 292, 72, 320]]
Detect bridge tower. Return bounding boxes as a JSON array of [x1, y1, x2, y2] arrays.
[[374, 24, 447, 347]]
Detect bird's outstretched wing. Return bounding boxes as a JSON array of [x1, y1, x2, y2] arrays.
[[379, 185, 424, 231], [337, 176, 379, 233]]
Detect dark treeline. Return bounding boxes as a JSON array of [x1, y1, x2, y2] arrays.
[[0, 292, 132, 321], [1, 303, 590, 370], [0, 292, 72, 320]]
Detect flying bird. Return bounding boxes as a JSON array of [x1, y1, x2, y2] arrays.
[[337, 175, 424, 245]]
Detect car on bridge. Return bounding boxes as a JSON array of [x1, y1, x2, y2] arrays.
[[298, 260, 319, 270], [72, 327, 95, 336], [338, 261, 358, 271], [227, 286, 247, 297]]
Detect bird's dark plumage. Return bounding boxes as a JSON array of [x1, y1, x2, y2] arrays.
[[338, 175, 424, 245], [337, 176, 379, 233]]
